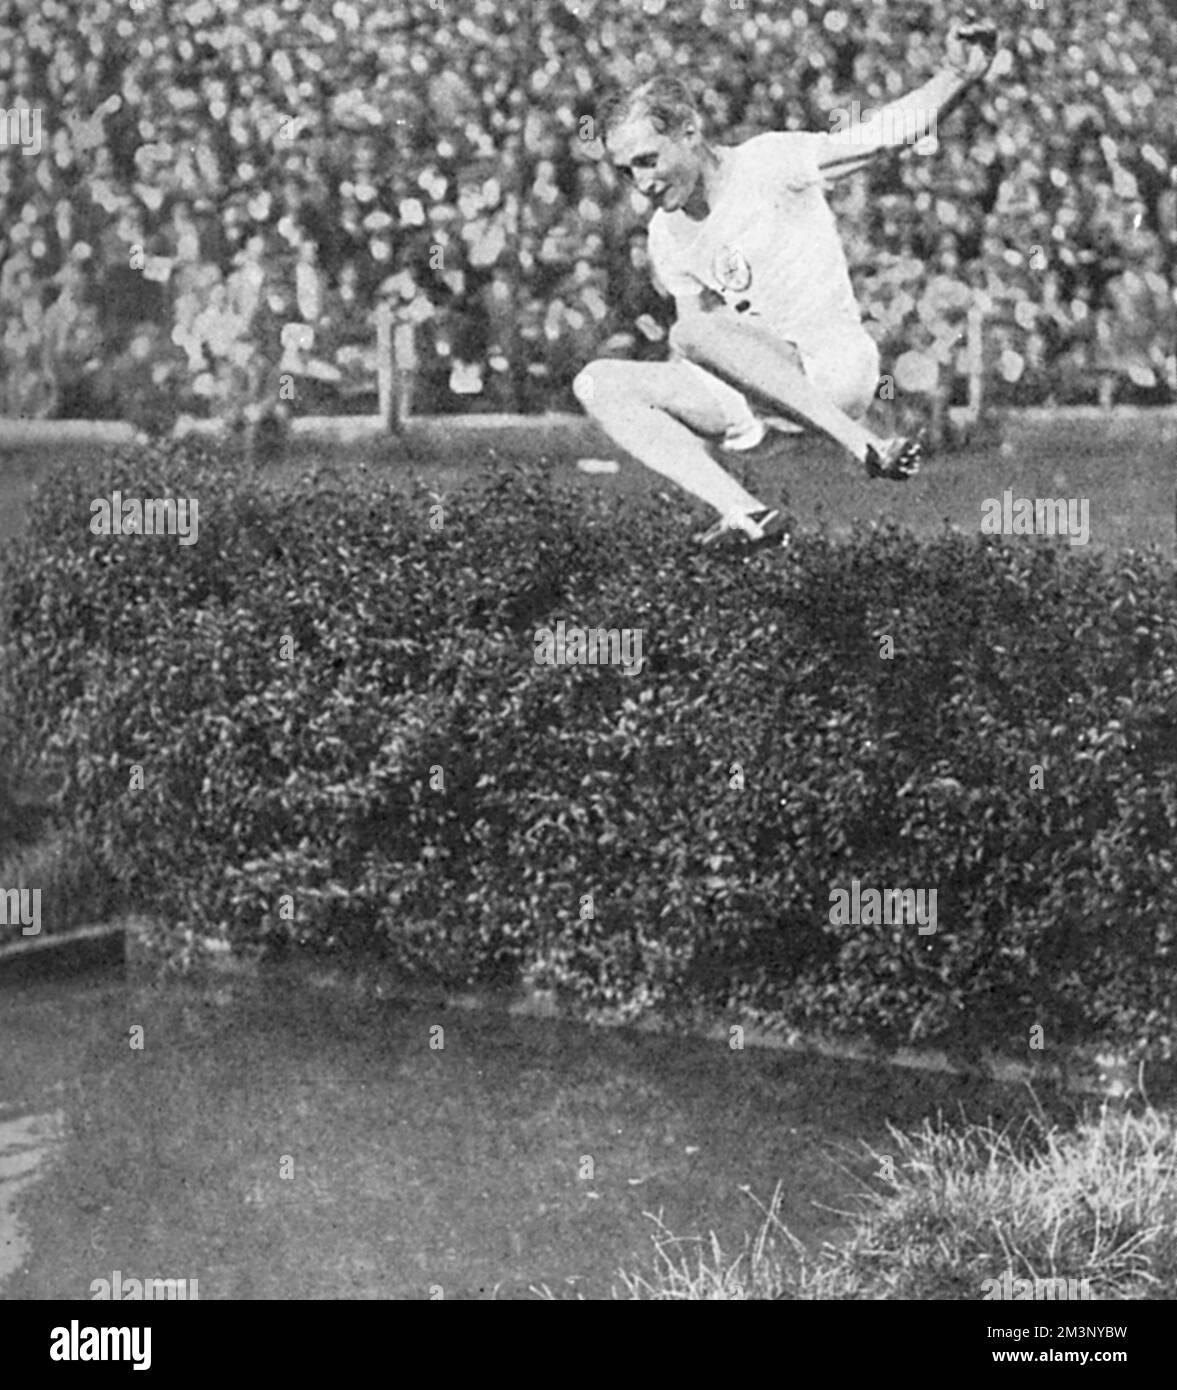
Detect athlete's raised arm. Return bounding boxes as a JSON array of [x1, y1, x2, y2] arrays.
[[816, 16, 999, 182]]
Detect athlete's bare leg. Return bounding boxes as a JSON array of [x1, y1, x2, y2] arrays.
[[572, 357, 770, 519], [669, 313, 881, 463]]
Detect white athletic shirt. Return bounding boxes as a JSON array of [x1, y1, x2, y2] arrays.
[[646, 132, 868, 357]]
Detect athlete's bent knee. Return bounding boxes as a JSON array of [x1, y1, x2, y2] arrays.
[[573, 359, 631, 413], [572, 364, 596, 409]]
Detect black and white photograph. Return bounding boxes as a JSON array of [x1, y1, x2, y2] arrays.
[[1, 0, 1175, 1342]]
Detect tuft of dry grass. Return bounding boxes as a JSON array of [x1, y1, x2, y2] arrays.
[[587, 1103, 1177, 1301]]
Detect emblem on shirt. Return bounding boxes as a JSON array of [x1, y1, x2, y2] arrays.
[[713, 245, 752, 293]]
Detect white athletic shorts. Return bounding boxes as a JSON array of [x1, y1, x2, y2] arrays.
[[796, 332, 881, 418]]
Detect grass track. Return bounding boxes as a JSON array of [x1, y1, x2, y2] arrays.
[[2, 413, 1174, 553]]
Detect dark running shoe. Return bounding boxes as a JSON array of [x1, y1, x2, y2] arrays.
[[865, 435, 922, 481], [696, 506, 792, 551]]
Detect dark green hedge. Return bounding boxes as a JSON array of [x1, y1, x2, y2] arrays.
[[2, 442, 1175, 1064]]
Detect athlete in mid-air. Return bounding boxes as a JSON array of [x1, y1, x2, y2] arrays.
[[574, 18, 999, 549]]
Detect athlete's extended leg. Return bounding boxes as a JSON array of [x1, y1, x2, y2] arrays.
[[572, 356, 775, 522], [669, 313, 917, 479], [670, 313, 876, 457]]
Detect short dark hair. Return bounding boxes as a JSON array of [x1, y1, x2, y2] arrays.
[[597, 77, 700, 145]]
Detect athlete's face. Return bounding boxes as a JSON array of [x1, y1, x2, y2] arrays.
[[607, 114, 703, 214]]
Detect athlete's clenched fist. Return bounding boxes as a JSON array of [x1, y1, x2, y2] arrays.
[[946, 12, 1000, 81]]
